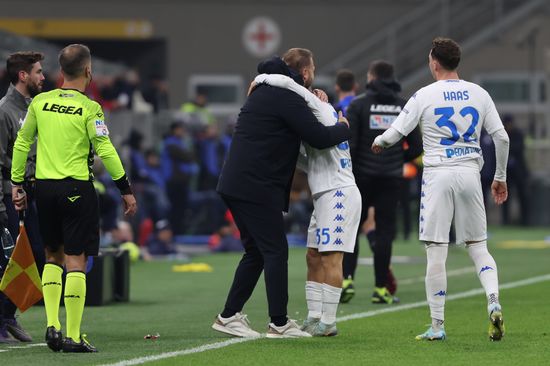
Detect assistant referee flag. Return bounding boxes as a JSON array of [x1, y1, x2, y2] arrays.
[[0, 223, 43, 312]]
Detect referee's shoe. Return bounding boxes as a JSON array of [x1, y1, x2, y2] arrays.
[[45, 326, 63, 352], [63, 335, 97, 353]]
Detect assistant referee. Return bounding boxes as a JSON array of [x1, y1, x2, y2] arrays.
[[10, 44, 137, 353]]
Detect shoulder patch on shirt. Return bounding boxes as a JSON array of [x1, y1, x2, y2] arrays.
[[95, 120, 109, 136], [369, 114, 396, 130]]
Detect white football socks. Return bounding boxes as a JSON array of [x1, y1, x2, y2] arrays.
[[320, 283, 342, 325], [425, 243, 449, 326], [467, 241, 500, 309], [305, 281, 323, 319]]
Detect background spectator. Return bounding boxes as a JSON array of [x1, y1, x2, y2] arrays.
[[161, 122, 197, 235], [180, 92, 216, 129], [147, 219, 177, 255], [501, 114, 529, 226]]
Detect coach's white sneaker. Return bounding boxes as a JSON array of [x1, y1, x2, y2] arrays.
[[212, 313, 261, 338], [267, 319, 312, 338]]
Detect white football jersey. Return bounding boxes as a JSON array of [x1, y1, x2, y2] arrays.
[[391, 79, 505, 169], [254, 74, 356, 195]]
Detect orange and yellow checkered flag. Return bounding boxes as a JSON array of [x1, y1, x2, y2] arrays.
[[0, 224, 42, 312]]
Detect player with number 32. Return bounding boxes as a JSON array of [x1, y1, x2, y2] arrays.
[[372, 37, 509, 342]]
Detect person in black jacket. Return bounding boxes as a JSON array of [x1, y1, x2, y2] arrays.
[[0, 51, 45, 343], [341, 60, 423, 304], [212, 48, 351, 338], [501, 114, 529, 226]]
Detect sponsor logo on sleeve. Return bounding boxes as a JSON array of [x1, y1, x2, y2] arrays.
[[95, 120, 109, 136], [369, 114, 396, 130]]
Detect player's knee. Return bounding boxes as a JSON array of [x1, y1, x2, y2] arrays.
[[465, 240, 485, 247], [306, 249, 322, 269], [320, 251, 343, 270], [426, 244, 448, 270]]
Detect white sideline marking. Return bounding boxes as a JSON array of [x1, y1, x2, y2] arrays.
[[100, 338, 252, 366], [0, 342, 46, 353], [100, 273, 550, 366], [399, 266, 475, 285], [7, 342, 47, 349], [339, 273, 550, 322], [358, 256, 424, 265]]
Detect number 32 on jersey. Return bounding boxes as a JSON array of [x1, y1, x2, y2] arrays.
[[434, 106, 479, 146]]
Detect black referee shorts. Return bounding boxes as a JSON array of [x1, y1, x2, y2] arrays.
[[35, 179, 100, 256]]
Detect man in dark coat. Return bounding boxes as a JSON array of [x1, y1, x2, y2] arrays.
[[212, 48, 351, 338]]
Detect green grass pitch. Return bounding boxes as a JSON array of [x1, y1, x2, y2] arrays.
[[1, 226, 549, 365]]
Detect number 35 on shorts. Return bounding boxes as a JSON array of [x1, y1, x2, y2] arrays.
[[316, 228, 330, 245]]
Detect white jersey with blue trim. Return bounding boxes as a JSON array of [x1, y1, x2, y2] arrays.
[[391, 79, 505, 169], [254, 74, 356, 195]]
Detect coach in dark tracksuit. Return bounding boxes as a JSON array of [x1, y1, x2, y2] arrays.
[[343, 60, 422, 304], [215, 50, 351, 334], [0, 52, 45, 343]]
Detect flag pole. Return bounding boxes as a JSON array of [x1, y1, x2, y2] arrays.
[[17, 189, 26, 225]]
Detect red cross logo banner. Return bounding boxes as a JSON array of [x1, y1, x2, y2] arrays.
[[242, 17, 281, 58]]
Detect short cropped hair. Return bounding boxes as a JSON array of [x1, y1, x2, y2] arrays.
[[6, 52, 44, 84], [368, 60, 395, 80], [59, 44, 91, 80], [282, 48, 313, 72], [335, 69, 355, 92], [430, 37, 461, 71]]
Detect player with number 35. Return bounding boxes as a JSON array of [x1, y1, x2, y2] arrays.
[[254, 68, 361, 338], [372, 37, 510, 342]]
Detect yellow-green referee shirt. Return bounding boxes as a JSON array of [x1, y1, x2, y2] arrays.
[[11, 88, 127, 185]]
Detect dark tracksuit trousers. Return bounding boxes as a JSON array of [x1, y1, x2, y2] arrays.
[[343, 176, 402, 288], [221, 195, 288, 324]]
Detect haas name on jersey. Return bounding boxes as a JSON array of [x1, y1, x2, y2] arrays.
[[443, 90, 469, 101], [42, 102, 83, 116]]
